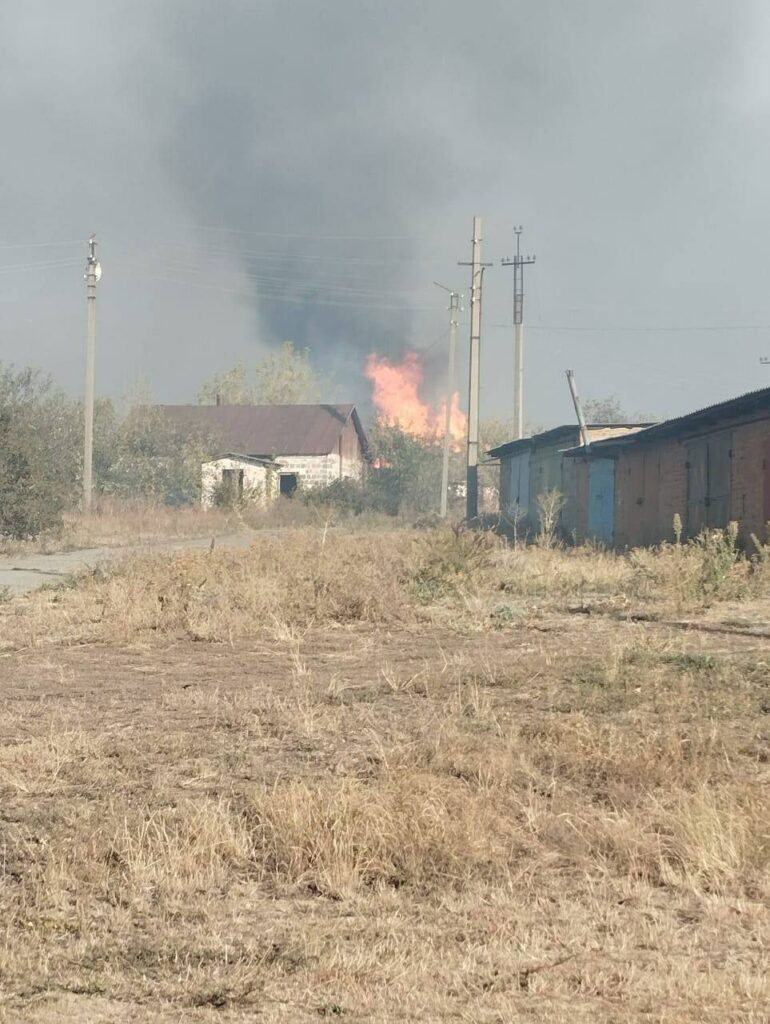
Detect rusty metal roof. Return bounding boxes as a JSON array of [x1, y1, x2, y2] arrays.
[[156, 404, 367, 457]]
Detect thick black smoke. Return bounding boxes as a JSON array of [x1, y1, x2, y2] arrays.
[[1, 1, 768, 421]]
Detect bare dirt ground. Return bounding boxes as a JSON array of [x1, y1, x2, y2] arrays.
[[0, 530, 767, 1022]]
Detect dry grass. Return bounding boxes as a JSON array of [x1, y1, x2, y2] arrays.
[[0, 497, 239, 556], [3, 524, 768, 649], [0, 526, 768, 1021], [0, 497, 401, 557]]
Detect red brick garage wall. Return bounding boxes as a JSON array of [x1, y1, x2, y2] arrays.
[[657, 439, 687, 543], [615, 439, 686, 548], [614, 449, 640, 548], [731, 419, 770, 542], [596, 415, 770, 548]]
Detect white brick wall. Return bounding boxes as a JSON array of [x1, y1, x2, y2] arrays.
[[201, 457, 275, 508], [202, 449, 365, 505], [277, 452, 363, 490]]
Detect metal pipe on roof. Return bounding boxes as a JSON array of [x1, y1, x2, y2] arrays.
[[566, 370, 591, 450]]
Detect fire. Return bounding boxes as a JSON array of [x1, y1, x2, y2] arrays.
[[364, 352, 467, 448]]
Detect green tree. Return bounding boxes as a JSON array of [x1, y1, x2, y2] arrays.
[[102, 404, 216, 506], [197, 363, 253, 405], [581, 395, 628, 424], [198, 342, 321, 405], [366, 422, 446, 518], [480, 416, 515, 453], [254, 341, 319, 404], [0, 365, 80, 537], [581, 395, 660, 425]]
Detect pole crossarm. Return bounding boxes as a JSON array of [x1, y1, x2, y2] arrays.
[[501, 226, 535, 439]]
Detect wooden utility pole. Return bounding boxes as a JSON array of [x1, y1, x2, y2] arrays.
[[83, 235, 100, 512], [434, 285, 462, 518], [502, 227, 535, 440], [459, 217, 491, 521]]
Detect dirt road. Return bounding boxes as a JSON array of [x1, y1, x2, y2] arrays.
[[0, 532, 254, 596]]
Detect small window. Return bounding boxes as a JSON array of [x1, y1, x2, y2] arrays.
[[280, 473, 298, 497]]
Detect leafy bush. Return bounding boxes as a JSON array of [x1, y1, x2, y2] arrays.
[[366, 422, 456, 518], [101, 405, 215, 506], [303, 478, 367, 516], [0, 366, 80, 538]]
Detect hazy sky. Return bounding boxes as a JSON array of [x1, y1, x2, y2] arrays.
[[3, 0, 770, 427]]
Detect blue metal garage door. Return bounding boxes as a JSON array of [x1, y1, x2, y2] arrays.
[[588, 458, 615, 544]]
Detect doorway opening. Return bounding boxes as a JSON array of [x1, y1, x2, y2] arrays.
[[279, 473, 298, 497], [221, 468, 244, 502]]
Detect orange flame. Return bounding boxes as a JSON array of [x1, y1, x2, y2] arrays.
[[364, 352, 467, 448]]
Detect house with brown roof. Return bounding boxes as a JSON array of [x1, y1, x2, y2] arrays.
[[157, 404, 368, 505]]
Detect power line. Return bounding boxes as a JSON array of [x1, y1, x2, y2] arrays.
[[120, 263, 442, 313], [165, 224, 415, 242], [118, 262, 439, 307], [116, 251, 433, 299], [0, 240, 82, 251], [487, 322, 770, 333], [116, 239, 432, 267], [0, 257, 82, 273], [419, 326, 451, 356]]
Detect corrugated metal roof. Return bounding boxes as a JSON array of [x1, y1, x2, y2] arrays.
[[204, 453, 280, 467], [488, 423, 652, 460], [567, 385, 770, 456], [156, 404, 366, 457]]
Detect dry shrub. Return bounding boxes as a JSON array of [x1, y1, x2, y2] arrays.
[[241, 774, 521, 897], [102, 799, 253, 894], [0, 728, 106, 795], [494, 544, 634, 601], [629, 522, 758, 607], [410, 527, 501, 603], [1, 530, 418, 646], [42, 752, 763, 911], [6, 523, 770, 655], [547, 784, 769, 895]]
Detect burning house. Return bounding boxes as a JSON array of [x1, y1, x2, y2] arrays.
[[365, 352, 466, 447]]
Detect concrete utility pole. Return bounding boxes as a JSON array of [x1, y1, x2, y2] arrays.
[[566, 369, 590, 449], [434, 284, 462, 518], [502, 227, 535, 440], [458, 217, 492, 521], [83, 235, 101, 513]]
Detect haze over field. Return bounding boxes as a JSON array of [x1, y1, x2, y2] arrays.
[[3, 0, 770, 423]]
